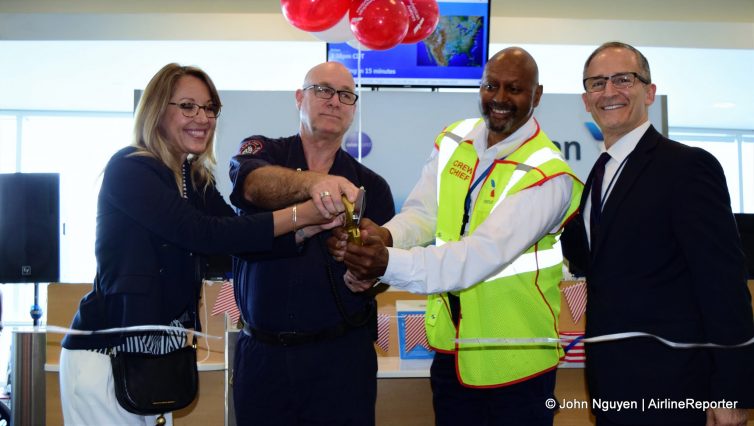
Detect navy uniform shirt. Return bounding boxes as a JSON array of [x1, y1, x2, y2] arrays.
[[230, 135, 395, 333]]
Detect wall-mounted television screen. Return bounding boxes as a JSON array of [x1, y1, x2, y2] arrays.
[[327, 0, 490, 88]]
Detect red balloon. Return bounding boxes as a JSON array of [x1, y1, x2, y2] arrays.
[[401, 0, 440, 44], [281, 0, 350, 33], [350, 0, 409, 51]]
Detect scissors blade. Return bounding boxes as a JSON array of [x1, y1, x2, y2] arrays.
[[353, 188, 366, 225]]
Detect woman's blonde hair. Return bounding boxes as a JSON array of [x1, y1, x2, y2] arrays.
[[131, 63, 222, 194]]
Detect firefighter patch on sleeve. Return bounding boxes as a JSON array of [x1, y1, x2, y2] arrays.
[[239, 139, 263, 155]]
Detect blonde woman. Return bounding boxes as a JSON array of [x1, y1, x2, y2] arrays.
[[59, 63, 342, 425]]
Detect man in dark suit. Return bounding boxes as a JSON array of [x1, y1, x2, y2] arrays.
[[562, 41, 754, 426]]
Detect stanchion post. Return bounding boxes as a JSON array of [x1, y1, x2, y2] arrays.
[[11, 329, 46, 426], [225, 329, 238, 426]]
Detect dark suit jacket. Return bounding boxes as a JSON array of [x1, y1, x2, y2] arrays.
[[62, 146, 292, 350], [562, 126, 754, 424]]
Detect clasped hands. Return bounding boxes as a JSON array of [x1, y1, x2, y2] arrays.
[[307, 175, 390, 293], [308, 174, 359, 220], [327, 218, 390, 293], [297, 175, 361, 239]]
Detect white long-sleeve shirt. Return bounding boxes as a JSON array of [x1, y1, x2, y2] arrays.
[[382, 117, 573, 294]]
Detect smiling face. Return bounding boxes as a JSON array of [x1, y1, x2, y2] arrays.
[[296, 62, 356, 142], [158, 75, 216, 160], [479, 48, 543, 147], [582, 47, 656, 148]]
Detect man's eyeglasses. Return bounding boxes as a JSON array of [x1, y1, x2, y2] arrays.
[[303, 85, 359, 105], [583, 72, 650, 93], [168, 102, 222, 118]]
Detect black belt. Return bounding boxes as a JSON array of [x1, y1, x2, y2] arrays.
[[243, 322, 350, 346]]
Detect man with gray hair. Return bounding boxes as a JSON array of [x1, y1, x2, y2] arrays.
[[563, 41, 754, 425]]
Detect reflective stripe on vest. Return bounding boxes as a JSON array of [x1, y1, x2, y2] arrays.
[[495, 148, 563, 205], [487, 239, 563, 281], [435, 118, 482, 205], [439, 236, 563, 280]]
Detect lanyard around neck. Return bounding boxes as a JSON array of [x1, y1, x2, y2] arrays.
[[460, 163, 495, 236]]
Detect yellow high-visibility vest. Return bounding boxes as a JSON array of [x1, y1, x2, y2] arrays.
[[426, 118, 583, 387]]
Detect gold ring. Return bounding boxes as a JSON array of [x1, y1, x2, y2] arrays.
[[320, 191, 331, 198]]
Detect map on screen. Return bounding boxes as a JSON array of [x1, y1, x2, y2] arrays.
[[327, 0, 490, 88]]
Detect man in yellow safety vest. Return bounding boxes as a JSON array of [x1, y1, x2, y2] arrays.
[[330, 47, 583, 425]]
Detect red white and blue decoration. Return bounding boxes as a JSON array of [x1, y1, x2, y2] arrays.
[[403, 313, 430, 351], [211, 281, 241, 325], [559, 331, 586, 368], [376, 313, 391, 352], [562, 280, 587, 324]]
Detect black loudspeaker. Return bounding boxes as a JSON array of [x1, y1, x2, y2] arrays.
[[0, 173, 60, 283]]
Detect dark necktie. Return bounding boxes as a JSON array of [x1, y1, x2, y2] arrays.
[[589, 152, 612, 242]]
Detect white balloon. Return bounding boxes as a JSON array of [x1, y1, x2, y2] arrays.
[[311, 13, 353, 43]]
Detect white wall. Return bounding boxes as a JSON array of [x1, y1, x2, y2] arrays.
[[1, 41, 749, 130]]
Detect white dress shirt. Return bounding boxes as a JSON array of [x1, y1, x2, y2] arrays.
[[584, 120, 651, 247], [381, 117, 573, 294]]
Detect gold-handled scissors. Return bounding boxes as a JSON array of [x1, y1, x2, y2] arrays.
[[342, 187, 365, 245]]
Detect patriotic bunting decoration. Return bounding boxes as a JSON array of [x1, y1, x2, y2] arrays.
[[559, 331, 586, 367], [403, 314, 430, 351], [376, 313, 390, 352], [211, 281, 241, 325], [562, 281, 587, 323]]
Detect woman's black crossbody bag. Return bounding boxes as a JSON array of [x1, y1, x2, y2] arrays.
[[109, 312, 199, 421]]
